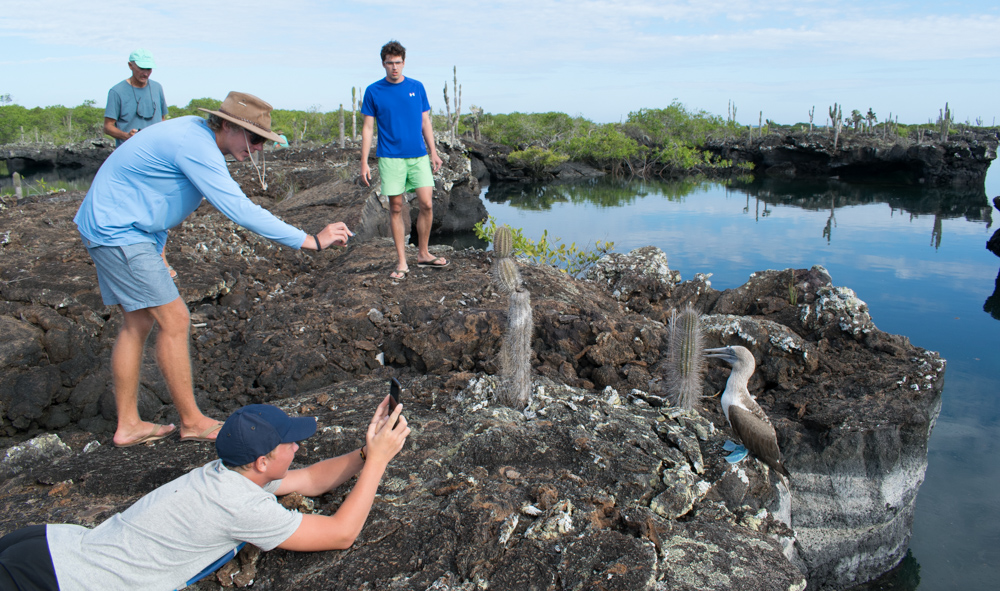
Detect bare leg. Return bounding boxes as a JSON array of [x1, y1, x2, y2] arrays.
[[146, 297, 220, 439], [111, 306, 173, 446], [388, 194, 408, 274], [413, 186, 445, 265], [111, 298, 218, 445]]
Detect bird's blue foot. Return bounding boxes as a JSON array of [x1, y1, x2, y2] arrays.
[[723, 441, 748, 463]]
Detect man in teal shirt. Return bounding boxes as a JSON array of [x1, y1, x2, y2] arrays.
[[103, 49, 167, 147]]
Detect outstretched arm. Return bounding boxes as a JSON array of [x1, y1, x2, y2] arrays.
[[299, 222, 354, 250], [277, 396, 410, 551]]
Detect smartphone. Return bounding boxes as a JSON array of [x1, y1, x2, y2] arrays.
[[388, 378, 402, 427]]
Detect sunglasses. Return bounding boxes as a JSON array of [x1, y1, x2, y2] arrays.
[[133, 86, 157, 119], [243, 129, 268, 146]]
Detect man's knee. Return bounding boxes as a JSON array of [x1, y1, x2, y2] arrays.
[[414, 189, 433, 213], [388, 196, 405, 215], [151, 299, 190, 336], [121, 308, 156, 336]]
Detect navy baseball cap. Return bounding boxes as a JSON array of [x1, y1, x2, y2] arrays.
[[216, 404, 317, 466]]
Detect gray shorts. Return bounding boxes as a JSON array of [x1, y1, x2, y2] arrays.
[[82, 238, 179, 312]]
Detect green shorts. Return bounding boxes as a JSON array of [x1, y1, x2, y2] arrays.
[[378, 155, 434, 196]]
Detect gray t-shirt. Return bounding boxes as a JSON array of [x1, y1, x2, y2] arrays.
[[105, 79, 167, 146], [46, 459, 302, 591]]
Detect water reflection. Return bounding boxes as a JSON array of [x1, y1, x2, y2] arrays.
[[488, 176, 993, 251], [483, 177, 709, 209], [984, 268, 1000, 320], [0, 169, 95, 196]]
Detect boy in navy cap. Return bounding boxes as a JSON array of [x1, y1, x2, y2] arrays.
[[0, 397, 408, 590]]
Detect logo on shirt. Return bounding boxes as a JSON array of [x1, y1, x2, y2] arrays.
[[409, 92, 415, 97]]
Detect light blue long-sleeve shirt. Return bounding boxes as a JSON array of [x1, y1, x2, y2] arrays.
[[75, 116, 306, 252]]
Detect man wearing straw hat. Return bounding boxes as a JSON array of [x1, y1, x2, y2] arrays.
[[0, 399, 409, 590], [75, 91, 353, 448]]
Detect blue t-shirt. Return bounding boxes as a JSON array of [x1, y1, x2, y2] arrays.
[[361, 77, 431, 159], [105, 79, 167, 147], [75, 116, 307, 252]]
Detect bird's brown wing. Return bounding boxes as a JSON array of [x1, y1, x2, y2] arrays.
[[729, 405, 790, 478]]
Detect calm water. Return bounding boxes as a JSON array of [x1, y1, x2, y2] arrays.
[[483, 170, 1000, 590]]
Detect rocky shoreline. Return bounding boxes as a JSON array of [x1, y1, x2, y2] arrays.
[[703, 128, 997, 187], [1, 141, 944, 589]]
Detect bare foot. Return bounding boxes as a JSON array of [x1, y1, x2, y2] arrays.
[[179, 418, 223, 442], [113, 422, 176, 448]]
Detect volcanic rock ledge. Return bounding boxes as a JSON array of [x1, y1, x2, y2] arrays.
[[0, 144, 943, 589]]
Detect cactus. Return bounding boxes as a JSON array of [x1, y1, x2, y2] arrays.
[[666, 306, 704, 410], [351, 87, 358, 140], [938, 102, 952, 142], [494, 224, 514, 258], [490, 231, 533, 409], [492, 257, 523, 294], [497, 289, 533, 409], [338, 104, 345, 149], [829, 103, 843, 150]]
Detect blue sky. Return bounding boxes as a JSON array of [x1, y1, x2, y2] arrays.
[[2, 0, 998, 126]]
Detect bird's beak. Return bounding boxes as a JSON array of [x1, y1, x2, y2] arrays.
[[704, 347, 735, 360]]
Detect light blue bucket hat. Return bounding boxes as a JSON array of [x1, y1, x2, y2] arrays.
[[128, 49, 156, 69]]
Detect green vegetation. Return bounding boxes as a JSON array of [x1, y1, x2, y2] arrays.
[[0, 97, 358, 146], [506, 147, 568, 175], [474, 215, 613, 277], [0, 100, 105, 144], [477, 101, 745, 178], [5, 92, 994, 181]]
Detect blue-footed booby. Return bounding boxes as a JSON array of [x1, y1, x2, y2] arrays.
[[705, 345, 791, 478]]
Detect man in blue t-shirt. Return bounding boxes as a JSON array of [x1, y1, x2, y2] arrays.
[[103, 49, 168, 147], [76, 91, 353, 448], [360, 40, 447, 280]]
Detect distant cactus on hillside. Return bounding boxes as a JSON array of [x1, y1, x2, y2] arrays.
[[667, 306, 705, 410], [829, 103, 843, 150], [938, 102, 952, 142]]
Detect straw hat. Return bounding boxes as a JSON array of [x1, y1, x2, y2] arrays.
[[199, 92, 282, 143]]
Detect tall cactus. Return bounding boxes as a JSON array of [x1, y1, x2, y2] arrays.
[[351, 87, 358, 140], [666, 306, 705, 410], [338, 104, 345, 148], [829, 103, 843, 150], [490, 225, 533, 409], [494, 225, 514, 259], [938, 102, 952, 142], [492, 257, 522, 293]]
